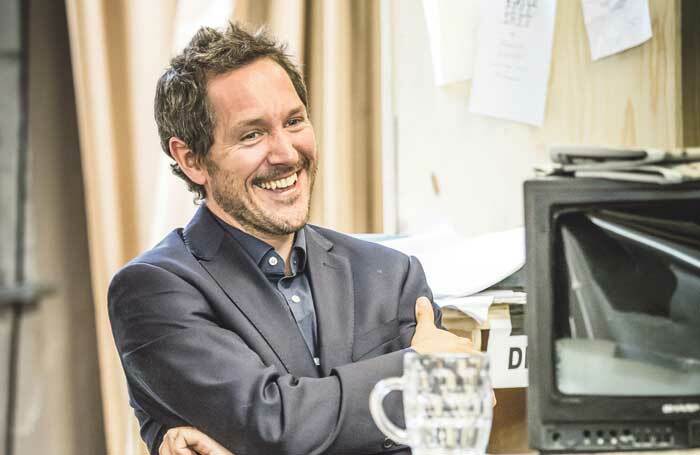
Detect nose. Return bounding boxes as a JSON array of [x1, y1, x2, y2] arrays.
[[267, 130, 298, 165]]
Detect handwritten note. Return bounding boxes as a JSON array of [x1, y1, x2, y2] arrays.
[[469, 0, 557, 126], [581, 0, 652, 61]]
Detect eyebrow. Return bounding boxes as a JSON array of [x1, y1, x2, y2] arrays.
[[231, 105, 307, 132]]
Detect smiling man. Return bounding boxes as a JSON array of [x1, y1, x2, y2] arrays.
[[108, 23, 476, 455]]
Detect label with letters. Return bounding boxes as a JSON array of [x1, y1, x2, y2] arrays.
[[487, 316, 528, 388]]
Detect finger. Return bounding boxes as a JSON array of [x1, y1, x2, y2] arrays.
[[185, 433, 221, 455], [414, 296, 436, 328], [159, 437, 171, 455], [174, 429, 205, 455], [162, 428, 198, 455], [160, 429, 180, 455], [175, 447, 198, 455], [174, 445, 198, 455], [177, 427, 233, 455], [173, 434, 198, 455]]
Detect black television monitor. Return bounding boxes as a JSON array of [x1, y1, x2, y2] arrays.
[[524, 177, 700, 452]]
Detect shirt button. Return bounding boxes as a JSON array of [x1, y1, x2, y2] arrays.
[[268, 256, 278, 266], [382, 438, 395, 449], [291, 295, 301, 303]]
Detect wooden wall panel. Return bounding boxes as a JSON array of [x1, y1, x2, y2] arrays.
[[538, 0, 682, 148]]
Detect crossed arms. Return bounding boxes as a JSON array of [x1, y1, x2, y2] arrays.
[[109, 254, 474, 454]]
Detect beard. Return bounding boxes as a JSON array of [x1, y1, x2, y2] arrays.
[[205, 153, 317, 237]]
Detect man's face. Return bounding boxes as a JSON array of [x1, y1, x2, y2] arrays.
[[203, 58, 317, 236]]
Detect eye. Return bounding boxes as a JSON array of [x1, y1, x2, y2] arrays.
[[241, 131, 262, 142], [286, 117, 304, 127]]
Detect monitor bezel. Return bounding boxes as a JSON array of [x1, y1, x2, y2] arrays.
[[525, 177, 700, 427]]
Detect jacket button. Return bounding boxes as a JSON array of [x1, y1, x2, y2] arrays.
[[382, 437, 395, 449]]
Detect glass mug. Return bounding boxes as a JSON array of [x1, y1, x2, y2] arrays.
[[370, 352, 493, 455]]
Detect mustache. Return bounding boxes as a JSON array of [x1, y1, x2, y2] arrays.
[[252, 154, 312, 184]]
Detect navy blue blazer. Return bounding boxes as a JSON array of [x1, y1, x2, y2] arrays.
[[108, 205, 439, 454]]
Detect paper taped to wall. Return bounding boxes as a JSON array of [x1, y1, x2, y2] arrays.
[[422, 0, 480, 86], [469, 0, 557, 126], [581, 0, 652, 61]]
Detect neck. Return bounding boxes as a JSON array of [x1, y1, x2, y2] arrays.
[[206, 200, 295, 263]]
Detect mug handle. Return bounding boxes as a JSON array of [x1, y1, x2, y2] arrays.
[[369, 376, 411, 445]]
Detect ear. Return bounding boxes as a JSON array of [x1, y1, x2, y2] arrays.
[[169, 137, 208, 186]]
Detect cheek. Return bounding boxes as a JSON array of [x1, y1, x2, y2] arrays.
[[221, 150, 267, 183], [296, 130, 317, 160]]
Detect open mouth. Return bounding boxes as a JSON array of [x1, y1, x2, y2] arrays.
[[254, 171, 299, 192]]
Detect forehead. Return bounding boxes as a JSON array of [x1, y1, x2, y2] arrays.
[[206, 58, 302, 123]]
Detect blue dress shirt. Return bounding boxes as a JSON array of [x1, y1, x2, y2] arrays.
[[209, 209, 319, 362]]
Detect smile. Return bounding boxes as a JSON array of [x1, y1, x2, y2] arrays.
[[255, 172, 298, 191]]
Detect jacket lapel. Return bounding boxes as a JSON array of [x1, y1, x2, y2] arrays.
[[183, 206, 319, 378], [305, 226, 354, 375]]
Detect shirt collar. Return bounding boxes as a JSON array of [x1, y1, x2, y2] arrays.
[[291, 228, 307, 274], [208, 206, 307, 274]]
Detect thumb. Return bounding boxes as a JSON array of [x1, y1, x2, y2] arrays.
[[415, 296, 436, 328]]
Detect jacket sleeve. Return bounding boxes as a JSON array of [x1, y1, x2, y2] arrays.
[[325, 254, 440, 453], [108, 258, 435, 455], [397, 255, 442, 340]]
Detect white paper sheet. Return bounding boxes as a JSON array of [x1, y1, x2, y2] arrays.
[[469, 0, 557, 126], [581, 0, 652, 61], [487, 316, 529, 388], [437, 290, 525, 324], [380, 224, 526, 300], [437, 295, 494, 324], [422, 0, 480, 86]]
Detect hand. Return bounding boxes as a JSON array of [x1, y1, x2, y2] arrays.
[[410, 297, 476, 354], [410, 296, 497, 406], [159, 427, 234, 455]]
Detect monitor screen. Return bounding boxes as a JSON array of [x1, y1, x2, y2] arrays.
[[552, 200, 700, 397]]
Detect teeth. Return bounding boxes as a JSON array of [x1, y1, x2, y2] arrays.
[[258, 172, 298, 190]]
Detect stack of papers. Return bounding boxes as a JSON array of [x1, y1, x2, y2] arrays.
[[536, 146, 700, 184], [438, 290, 526, 325], [379, 224, 526, 323]]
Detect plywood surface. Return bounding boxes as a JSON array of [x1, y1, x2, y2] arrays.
[[392, 0, 691, 237], [540, 0, 682, 148]]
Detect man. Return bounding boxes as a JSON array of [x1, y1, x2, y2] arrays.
[[109, 23, 475, 455]]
